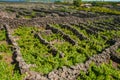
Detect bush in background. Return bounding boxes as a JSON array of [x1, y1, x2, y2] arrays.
[[73, 0, 82, 7]]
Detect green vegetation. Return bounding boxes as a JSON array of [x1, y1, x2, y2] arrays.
[[99, 30, 120, 40], [52, 24, 80, 41], [52, 24, 110, 57], [12, 18, 120, 74], [90, 1, 118, 7], [41, 32, 64, 42], [0, 2, 120, 79], [22, 11, 36, 19], [69, 1, 120, 15], [13, 27, 65, 74], [0, 29, 11, 53], [0, 29, 23, 79], [116, 47, 120, 53], [0, 44, 12, 53], [13, 26, 86, 74], [0, 30, 6, 41], [54, 1, 72, 5], [116, 46, 120, 57], [73, 0, 82, 7], [0, 59, 24, 80], [0, 55, 3, 60], [70, 6, 120, 15], [77, 62, 120, 80]]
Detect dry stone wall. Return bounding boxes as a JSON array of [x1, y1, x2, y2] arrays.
[[3, 24, 48, 80], [47, 39, 120, 80], [46, 24, 76, 45], [34, 32, 64, 58], [0, 15, 118, 29], [3, 24, 120, 80]]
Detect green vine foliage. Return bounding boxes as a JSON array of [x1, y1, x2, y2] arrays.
[[0, 30, 6, 41], [70, 6, 120, 15], [13, 19, 120, 74], [77, 62, 120, 80], [0, 29, 24, 79], [0, 60, 24, 80]]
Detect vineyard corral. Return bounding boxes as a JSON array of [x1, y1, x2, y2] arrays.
[[0, 2, 120, 80]]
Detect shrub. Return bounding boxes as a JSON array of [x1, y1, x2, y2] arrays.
[[73, 0, 82, 7]]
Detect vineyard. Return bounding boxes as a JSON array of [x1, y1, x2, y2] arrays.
[[0, 2, 120, 80]]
